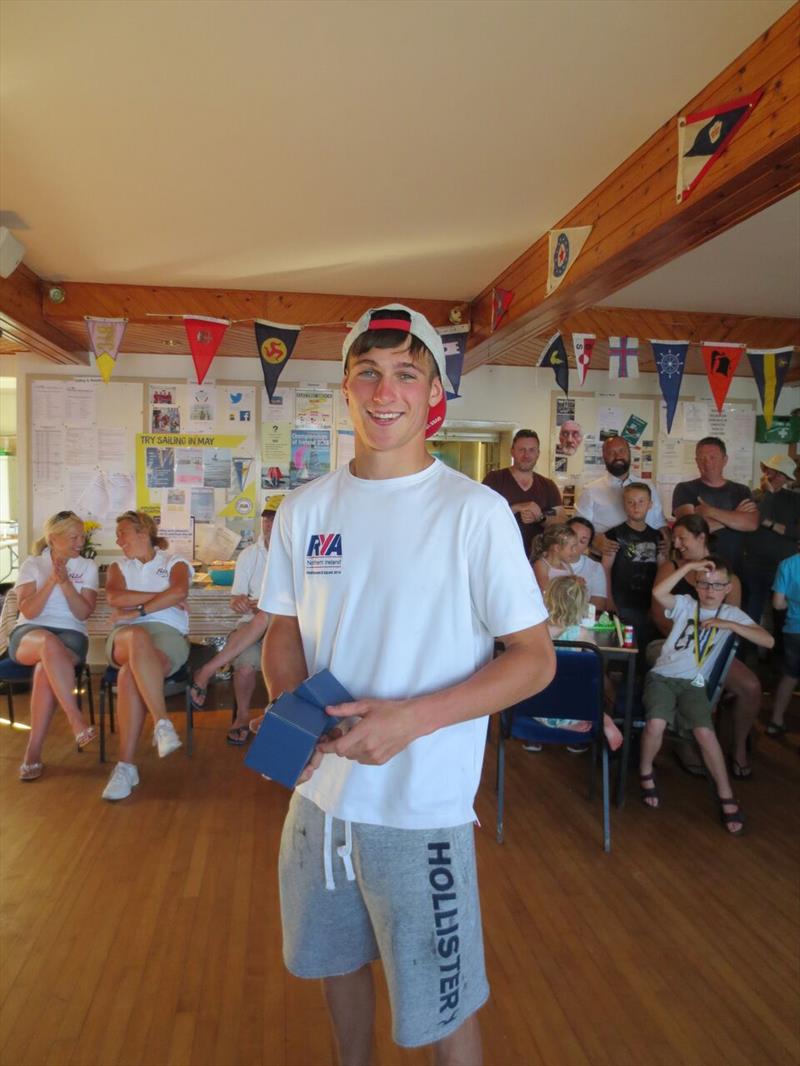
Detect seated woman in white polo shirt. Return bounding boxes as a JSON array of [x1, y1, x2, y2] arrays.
[[102, 510, 193, 801], [10, 510, 99, 781]]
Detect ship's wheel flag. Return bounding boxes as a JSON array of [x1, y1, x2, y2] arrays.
[[572, 333, 595, 386], [702, 342, 744, 413], [676, 89, 763, 202], [539, 331, 569, 396], [547, 226, 592, 295], [747, 347, 793, 429], [86, 316, 127, 384], [255, 320, 302, 401], [437, 324, 469, 400], [184, 316, 229, 384], [652, 340, 689, 434], [491, 288, 514, 332]]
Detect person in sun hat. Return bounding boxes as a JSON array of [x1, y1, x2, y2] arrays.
[[188, 495, 283, 744], [743, 453, 800, 627], [258, 302, 554, 1062]]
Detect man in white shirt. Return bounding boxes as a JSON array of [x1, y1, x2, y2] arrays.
[[577, 435, 666, 538], [260, 304, 553, 1064]]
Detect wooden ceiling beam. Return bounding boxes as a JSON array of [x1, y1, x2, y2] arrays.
[[465, 3, 800, 373], [0, 265, 85, 365]]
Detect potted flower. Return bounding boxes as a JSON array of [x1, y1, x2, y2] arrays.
[[82, 521, 101, 559]]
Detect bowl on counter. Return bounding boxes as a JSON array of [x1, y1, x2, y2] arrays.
[[208, 562, 236, 586]]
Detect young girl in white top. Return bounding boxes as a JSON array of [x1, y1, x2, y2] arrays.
[[530, 525, 576, 594], [10, 511, 99, 780], [102, 510, 193, 801], [531, 576, 623, 751]]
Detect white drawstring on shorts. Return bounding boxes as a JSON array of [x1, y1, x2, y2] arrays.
[[323, 812, 356, 890]]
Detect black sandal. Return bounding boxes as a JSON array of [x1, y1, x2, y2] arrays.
[[719, 796, 745, 836], [640, 772, 659, 809]]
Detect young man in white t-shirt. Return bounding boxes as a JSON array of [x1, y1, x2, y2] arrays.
[[259, 304, 554, 1064]]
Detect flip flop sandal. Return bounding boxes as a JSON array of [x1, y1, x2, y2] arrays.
[[731, 760, 753, 780], [719, 797, 745, 836], [765, 722, 787, 737], [188, 683, 207, 710], [19, 762, 44, 782], [75, 727, 97, 750], [226, 726, 250, 746], [640, 772, 660, 809]]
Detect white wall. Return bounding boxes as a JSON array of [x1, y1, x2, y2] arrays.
[[11, 350, 799, 553]]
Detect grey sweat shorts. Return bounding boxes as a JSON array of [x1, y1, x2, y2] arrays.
[[279, 792, 490, 1049]]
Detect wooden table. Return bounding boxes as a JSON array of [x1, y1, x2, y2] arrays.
[[593, 630, 638, 808]]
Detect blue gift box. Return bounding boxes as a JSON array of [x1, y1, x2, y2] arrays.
[[244, 669, 353, 789]]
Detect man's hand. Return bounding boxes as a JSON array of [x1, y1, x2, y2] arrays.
[[686, 560, 714, 574], [694, 497, 715, 521], [699, 617, 736, 631], [514, 502, 543, 524], [735, 499, 758, 513], [230, 593, 254, 615], [316, 698, 421, 766]]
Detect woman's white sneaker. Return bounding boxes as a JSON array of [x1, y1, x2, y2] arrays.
[[154, 719, 182, 758], [102, 762, 139, 801]]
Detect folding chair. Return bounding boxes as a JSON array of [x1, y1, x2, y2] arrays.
[[98, 662, 193, 762], [0, 655, 95, 732], [496, 641, 611, 852]]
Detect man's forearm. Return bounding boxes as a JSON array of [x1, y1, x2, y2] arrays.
[[263, 615, 308, 701], [707, 506, 758, 531]]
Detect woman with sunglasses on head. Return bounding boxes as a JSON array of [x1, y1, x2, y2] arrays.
[[102, 510, 193, 801], [10, 511, 99, 781], [651, 513, 760, 779]]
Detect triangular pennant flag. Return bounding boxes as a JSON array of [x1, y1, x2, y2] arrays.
[[85, 316, 127, 383], [254, 320, 302, 401], [184, 316, 229, 384], [539, 332, 569, 395], [232, 457, 253, 494], [437, 323, 469, 399], [701, 341, 744, 413], [491, 288, 514, 332], [608, 336, 639, 379], [676, 89, 763, 202], [546, 226, 593, 295], [651, 340, 689, 433], [217, 480, 257, 519], [747, 347, 794, 428], [572, 333, 595, 386]]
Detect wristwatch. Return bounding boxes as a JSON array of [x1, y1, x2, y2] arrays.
[[137, 604, 147, 617]]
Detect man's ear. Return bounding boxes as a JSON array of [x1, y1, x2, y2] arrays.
[[341, 375, 350, 406], [429, 374, 444, 405]]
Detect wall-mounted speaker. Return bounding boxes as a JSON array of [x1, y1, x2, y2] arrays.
[[0, 227, 25, 279]]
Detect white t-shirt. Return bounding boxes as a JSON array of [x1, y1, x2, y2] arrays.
[[653, 594, 753, 681], [112, 550, 193, 635], [576, 473, 666, 533], [14, 550, 99, 635], [571, 553, 607, 600], [231, 538, 269, 625], [260, 459, 548, 830]]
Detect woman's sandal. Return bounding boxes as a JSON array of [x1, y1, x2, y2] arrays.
[[719, 796, 745, 836], [226, 726, 250, 746], [188, 682, 208, 710], [19, 762, 43, 782], [640, 772, 659, 809], [765, 721, 787, 737], [75, 726, 97, 750]]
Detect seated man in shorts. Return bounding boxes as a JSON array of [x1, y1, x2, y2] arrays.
[[260, 305, 554, 1063], [640, 555, 773, 835], [189, 501, 277, 743]]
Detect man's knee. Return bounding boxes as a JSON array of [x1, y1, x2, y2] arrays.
[[644, 717, 667, 737]]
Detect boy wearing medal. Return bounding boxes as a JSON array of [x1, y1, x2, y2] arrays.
[[639, 555, 774, 835]]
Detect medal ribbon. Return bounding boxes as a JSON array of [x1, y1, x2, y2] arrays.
[[693, 603, 720, 670]]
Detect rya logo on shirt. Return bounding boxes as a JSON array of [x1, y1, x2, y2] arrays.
[[305, 533, 343, 575]]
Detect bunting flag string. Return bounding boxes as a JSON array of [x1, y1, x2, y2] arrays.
[[572, 332, 595, 386], [539, 332, 569, 395], [491, 288, 514, 332], [676, 89, 763, 203], [608, 336, 639, 379], [651, 339, 690, 433], [747, 347, 793, 428], [85, 316, 127, 384], [547, 226, 593, 295], [701, 341, 744, 413], [255, 319, 302, 401], [184, 316, 229, 384], [438, 323, 469, 399]]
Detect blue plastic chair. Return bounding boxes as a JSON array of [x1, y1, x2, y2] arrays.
[[98, 662, 193, 762], [496, 641, 611, 852], [0, 655, 94, 731]]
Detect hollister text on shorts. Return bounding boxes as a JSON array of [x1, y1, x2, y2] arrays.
[[305, 533, 343, 575], [428, 841, 462, 1027]]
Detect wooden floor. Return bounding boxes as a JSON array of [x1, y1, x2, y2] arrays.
[[0, 681, 798, 1066]]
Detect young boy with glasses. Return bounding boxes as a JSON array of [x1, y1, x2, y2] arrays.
[[640, 554, 773, 835]]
